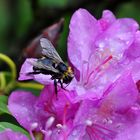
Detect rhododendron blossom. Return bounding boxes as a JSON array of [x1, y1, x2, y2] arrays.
[[8, 85, 79, 140], [67, 9, 140, 101], [8, 8, 140, 140]]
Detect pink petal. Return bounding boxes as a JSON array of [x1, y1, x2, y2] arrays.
[[0, 129, 29, 140], [36, 85, 79, 122], [114, 106, 140, 140], [102, 71, 138, 112], [68, 8, 101, 78], [98, 10, 116, 30], [18, 58, 53, 85], [18, 58, 35, 80], [96, 18, 139, 59], [125, 31, 140, 59], [8, 91, 39, 131]]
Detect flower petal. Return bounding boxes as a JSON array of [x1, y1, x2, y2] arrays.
[[18, 58, 53, 85], [18, 58, 35, 80], [68, 8, 101, 77], [96, 18, 139, 60], [36, 85, 79, 122], [0, 129, 29, 140], [98, 10, 116, 30], [125, 31, 140, 59], [8, 91, 38, 131], [102, 71, 138, 112]]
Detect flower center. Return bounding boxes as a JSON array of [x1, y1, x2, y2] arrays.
[[83, 55, 113, 87]]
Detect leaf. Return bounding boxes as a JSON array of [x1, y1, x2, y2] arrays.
[[0, 122, 30, 139], [0, 95, 10, 115]]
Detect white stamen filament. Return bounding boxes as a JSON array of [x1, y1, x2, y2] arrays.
[[31, 122, 38, 130], [46, 116, 55, 129], [86, 120, 93, 126], [56, 124, 63, 129]]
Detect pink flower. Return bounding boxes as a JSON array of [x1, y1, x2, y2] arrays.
[[67, 72, 140, 140], [0, 129, 29, 140], [9, 8, 140, 140], [8, 85, 79, 140], [19, 9, 140, 102], [67, 8, 140, 101]]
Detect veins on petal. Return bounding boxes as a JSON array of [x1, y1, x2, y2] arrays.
[[86, 123, 116, 140], [82, 55, 113, 88]]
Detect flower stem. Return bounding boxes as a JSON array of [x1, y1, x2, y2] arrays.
[[0, 53, 17, 93], [0, 73, 6, 90], [0, 53, 17, 80]]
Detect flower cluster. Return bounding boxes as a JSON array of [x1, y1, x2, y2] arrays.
[[3, 9, 140, 140]]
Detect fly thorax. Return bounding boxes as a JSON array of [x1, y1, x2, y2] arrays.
[[62, 66, 74, 84]]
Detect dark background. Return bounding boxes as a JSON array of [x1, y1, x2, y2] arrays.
[[0, 0, 140, 69]]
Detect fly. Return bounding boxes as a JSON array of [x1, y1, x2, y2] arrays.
[[28, 38, 74, 94]]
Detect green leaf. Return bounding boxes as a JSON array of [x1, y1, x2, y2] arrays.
[[0, 95, 10, 115], [0, 122, 30, 139]]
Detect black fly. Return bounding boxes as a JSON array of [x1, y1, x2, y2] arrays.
[[29, 38, 74, 94]]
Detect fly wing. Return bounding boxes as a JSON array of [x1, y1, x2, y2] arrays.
[[40, 38, 63, 63], [30, 59, 59, 73]]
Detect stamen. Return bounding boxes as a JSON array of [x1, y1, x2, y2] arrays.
[[56, 124, 63, 133], [46, 116, 55, 129], [62, 103, 70, 140], [95, 55, 112, 71], [47, 130, 52, 136], [81, 61, 89, 84], [86, 120, 93, 126], [31, 122, 38, 130], [86, 121, 117, 140], [29, 130, 36, 140], [87, 126, 103, 140], [29, 122, 39, 140], [84, 55, 112, 86], [63, 103, 69, 125], [93, 123, 116, 139], [56, 124, 63, 129]]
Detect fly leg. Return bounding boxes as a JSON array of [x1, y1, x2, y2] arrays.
[[27, 71, 41, 75], [54, 79, 58, 95], [58, 79, 66, 91]]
